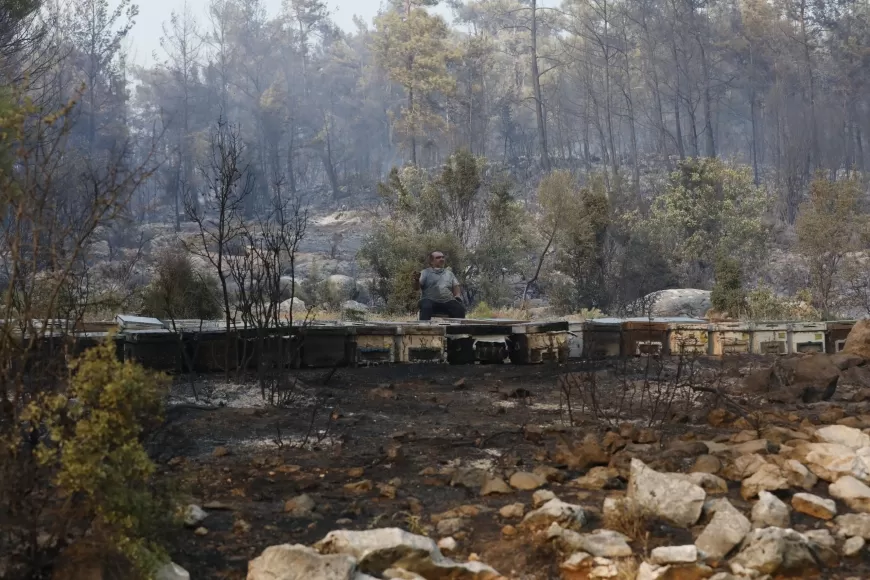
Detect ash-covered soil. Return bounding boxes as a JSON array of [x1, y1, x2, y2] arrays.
[[151, 357, 870, 579]]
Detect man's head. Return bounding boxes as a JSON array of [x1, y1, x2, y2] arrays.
[[428, 250, 446, 267]]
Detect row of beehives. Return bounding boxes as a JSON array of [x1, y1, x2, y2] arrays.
[[68, 318, 573, 372], [570, 317, 858, 359], [58, 316, 860, 373]]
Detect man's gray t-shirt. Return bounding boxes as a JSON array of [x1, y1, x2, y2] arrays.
[[420, 268, 459, 303]]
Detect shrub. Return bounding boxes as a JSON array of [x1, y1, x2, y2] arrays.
[[469, 301, 494, 319], [710, 256, 745, 317], [140, 247, 221, 320], [22, 339, 173, 577]]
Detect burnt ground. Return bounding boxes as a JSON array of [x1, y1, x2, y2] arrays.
[[151, 358, 870, 579]]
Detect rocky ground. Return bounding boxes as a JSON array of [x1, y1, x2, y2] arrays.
[[152, 322, 870, 580]]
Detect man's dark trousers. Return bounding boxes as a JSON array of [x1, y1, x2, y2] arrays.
[[419, 298, 466, 321]]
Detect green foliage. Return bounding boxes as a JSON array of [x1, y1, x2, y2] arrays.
[[545, 173, 613, 314], [648, 158, 771, 287], [140, 247, 221, 320], [796, 172, 866, 316], [710, 255, 744, 317], [23, 339, 172, 577], [360, 150, 525, 312], [744, 286, 819, 321], [469, 301, 494, 319]]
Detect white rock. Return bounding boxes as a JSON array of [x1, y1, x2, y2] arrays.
[[804, 443, 870, 483], [183, 504, 207, 527], [830, 475, 870, 512], [836, 513, 870, 539], [509, 471, 546, 490], [782, 459, 818, 490], [383, 569, 427, 580], [156, 562, 190, 580], [248, 544, 358, 580], [751, 490, 790, 529], [628, 458, 706, 527], [532, 489, 556, 507], [740, 463, 789, 500], [636, 562, 669, 580], [730, 527, 817, 575], [843, 536, 865, 556], [558, 529, 632, 558], [816, 425, 870, 450], [650, 545, 698, 565], [695, 499, 752, 559], [437, 537, 457, 553], [560, 551, 591, 570], [791, 492, 836, 520], [521, 498, 587, 528]]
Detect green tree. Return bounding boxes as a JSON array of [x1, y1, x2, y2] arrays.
[[796, 172, 865, 317], [372, 0, 454, 165], [710, 255, 744, 317], [648, 158, 771, 287]]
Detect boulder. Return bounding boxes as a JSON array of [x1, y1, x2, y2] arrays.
[[815, 424, 870, 450], [695, 499, 752, 559], [836, 513, 870, 539], [279, 297, 308, 316], [628, 459, 706, 527], [740, 463, 789, 499], [643, 289, 711, 318], [781, 459, 818, 490], [843, 319, 870, 360], [791, 493, 836, 520], [569, 467, 621, 490], [841, 365, 870, 389], [342, 300, 369, 316], [247, 544, 358, 580], [792, 354, 840, 394], [751, 491, 790, 529], [829, 475, 870, 512], [730, 527, 817, 576]]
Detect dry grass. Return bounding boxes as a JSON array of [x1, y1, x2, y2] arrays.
[[602, 498, 649, 541]]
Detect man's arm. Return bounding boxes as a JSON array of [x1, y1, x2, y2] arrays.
[[413, 270, 423, 291], [451, 273, 461, 299]]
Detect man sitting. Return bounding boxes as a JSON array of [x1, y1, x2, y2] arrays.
[[413, 251, 466, 321]]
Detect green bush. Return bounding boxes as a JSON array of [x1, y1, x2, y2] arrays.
[[140, 247, 221, 320], [23, 339, 173, 577], [710, 256, 744, 317]]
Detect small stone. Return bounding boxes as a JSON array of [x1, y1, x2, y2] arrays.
[[453, 378, 466, 389], [499, 503, 525, 519], [437, 537, 457, 552], [155, 563, 190, 580], [629, 458, 705, 527], [792, 492, 837, 520], [436, 517, 467, 536], [521, 498, 587, 528], [571, 466, 621, 490], [193, 526, 208, 536], [284, 494, 316, 516], [212, 446, 229, 457], [691, 455, 722, 474], [533, 465, 565, 482], [723, 454, 768, 481], [843, 536, 865, 556], [509, 471, 547, 490], [347, 467, 365, 478], [636, 428, 660, 443], [233, 518, 252, 534], [650, 545, 698, 565], [336, 518, 352, 525], [183, 504, 207, 527], [751, 490, 790, 528], [782, 459, 818, 490], [820, 407, 846, 424], [378, 483, 398, 499], [344, 480, 373, 493], [480, 475, 511, 496], [533, 489, 556, 507], [408, 498, 423, 515], [816, 424, 870, 450], [501, 524, 517, 537]]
